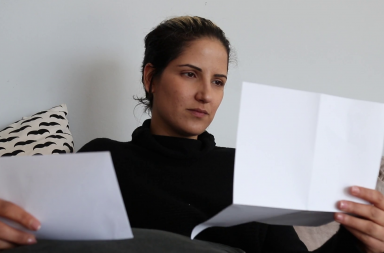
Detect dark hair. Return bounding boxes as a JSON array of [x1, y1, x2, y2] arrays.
[[134, 16, 232, 114]]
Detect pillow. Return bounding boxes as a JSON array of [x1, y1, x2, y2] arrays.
[[0, 104, 74, 157]]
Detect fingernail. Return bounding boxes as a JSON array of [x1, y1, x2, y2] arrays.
[[339, 201, 348, 210], [351, 186, 360, 195], [27, 237, 37, 244], [335, 213, 344, 221], [30, 220, 41, 231]]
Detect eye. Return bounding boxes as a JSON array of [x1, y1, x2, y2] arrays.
[[183, 72, 196, 78], [213, 79, 225, 87]]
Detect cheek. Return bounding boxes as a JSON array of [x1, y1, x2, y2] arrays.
[[167, 86, 192, 109], [159, 85, 187, 116], [173, 90, 183, 104], [174, 92, 188, 114]]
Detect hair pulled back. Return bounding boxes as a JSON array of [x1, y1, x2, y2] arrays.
[[135, 16, 232, 114]]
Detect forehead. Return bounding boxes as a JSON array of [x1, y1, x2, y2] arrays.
[[171, 38, 228, 72]]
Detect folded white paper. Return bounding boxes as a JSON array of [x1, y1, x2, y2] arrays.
[[192, 82, 384, 238], [0, 152, 133, 240]]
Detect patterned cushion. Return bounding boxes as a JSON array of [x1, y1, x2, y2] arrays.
[[0, 104, 74, 157]]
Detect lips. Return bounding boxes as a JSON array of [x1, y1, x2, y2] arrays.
[[189, 108, 208, 114], [188, 108, 209, 118]]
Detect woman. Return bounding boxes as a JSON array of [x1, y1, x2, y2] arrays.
[[1, 16, 384, 253]]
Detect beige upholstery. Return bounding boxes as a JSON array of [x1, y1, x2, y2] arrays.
[[294, 157, 384, 251]]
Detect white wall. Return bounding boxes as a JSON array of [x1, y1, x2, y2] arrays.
[[1, 0, 384, 153]]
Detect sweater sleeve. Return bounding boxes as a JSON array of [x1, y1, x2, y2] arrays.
[[262, 224, 363, 253], [262, 225, 308, 252]]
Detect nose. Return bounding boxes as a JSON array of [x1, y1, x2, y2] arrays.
[[195, 79, 212, 104]]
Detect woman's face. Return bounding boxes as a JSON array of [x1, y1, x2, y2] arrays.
[[144, 38, 228, 139]]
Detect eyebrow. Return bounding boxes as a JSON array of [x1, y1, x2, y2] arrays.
[[177, 64, 227, 80]]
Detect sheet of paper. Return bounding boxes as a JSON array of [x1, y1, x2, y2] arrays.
[[0, 152, 133, 240], [192, 205, 334, 239], [192, 82, 384, 238]]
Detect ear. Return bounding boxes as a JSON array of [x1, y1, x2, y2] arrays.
[[143, 63, 156, 93]]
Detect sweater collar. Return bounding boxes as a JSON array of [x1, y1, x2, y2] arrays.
[[131, 119, 216, 159]]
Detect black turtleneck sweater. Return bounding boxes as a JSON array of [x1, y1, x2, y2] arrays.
[[78, 119, 362, 253]]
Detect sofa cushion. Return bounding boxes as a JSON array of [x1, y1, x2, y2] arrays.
[[5, 228, 246, 253], [0, 104, 74, 157]]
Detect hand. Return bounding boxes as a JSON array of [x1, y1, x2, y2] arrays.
[[335, 186, 384, 253], [0, 199, 41, 250]]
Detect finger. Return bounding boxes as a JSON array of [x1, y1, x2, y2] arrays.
[[344, 225, 384, 253], [0, 200, 40, 231], [335, 212, 384, 242], [350, 186, 384, 210], [0, 221, 37, 245], [0, 239, 16, 250], [338, 200, 384, 226]]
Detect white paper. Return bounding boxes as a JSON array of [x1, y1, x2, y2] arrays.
[[0, 152, 133, 240], [192, 205, 334, 239], [192, 82, 384, 238]]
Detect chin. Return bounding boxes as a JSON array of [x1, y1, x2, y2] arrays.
[[179, 122, 209, 137]]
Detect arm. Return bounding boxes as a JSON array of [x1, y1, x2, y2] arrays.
[[77, 138, 111, 153], [262, 224, 308, 252]]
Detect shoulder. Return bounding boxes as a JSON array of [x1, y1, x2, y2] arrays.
[[213, 146, 235, 156], [205, 146, 236, 167], [77, 138, 127, 153]]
